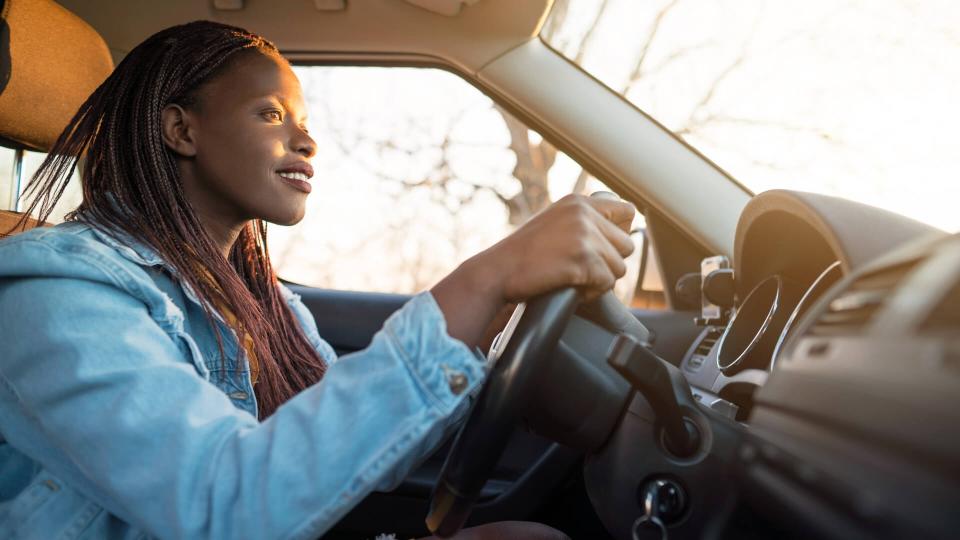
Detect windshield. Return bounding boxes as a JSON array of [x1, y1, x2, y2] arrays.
[[543, 0, 960, 232]]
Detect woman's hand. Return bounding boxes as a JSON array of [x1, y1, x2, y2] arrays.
[[486, 194, 635, 303], [432, 194, 636, 349]]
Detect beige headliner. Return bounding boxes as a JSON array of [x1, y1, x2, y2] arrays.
[[58, 0, 552, 73], [56, 0, 748, 256]]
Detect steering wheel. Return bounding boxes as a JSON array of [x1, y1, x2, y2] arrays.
[[425, 287, 582, 537]]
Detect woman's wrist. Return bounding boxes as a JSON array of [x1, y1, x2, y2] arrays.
[[430, 253, 507, 349]]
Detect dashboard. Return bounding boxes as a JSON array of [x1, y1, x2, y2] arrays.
[[582, 189, 960, 540], [679, 190, 945, 420]]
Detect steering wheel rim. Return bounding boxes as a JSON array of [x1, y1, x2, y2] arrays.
[[425, 287, 581, 537]]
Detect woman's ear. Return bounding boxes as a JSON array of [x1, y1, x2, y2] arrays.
[[160, 104, 198, 157]]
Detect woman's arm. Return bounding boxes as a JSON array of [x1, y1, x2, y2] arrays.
[[0, 269, 481, 540], [0, 195, 633, 539]]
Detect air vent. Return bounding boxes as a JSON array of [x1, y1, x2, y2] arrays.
[[695, 327, 723, 356], [686, 327, 723, 372], [810, 259, 919, 335]]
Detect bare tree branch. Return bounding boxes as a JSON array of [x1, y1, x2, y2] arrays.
[[538, 0, 569, 44], [493, 104, 554, 224], [540, 0, 610, 64], [572, 0, 610, 64], [638, 39, 714, 80], [571, 169, 590, 195], [626, 0, 680, 86], [697, 114, 842, 144], [673, 6, 767, 136]]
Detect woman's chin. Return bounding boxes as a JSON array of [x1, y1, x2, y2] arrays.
[[261, 204, 307, 227]]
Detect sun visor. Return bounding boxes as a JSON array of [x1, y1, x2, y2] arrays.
[[0, 0, 113, 151]]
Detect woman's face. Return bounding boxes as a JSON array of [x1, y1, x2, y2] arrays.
[[176, 50, 317, 228]]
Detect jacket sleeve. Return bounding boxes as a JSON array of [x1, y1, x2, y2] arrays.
[[0, 255, 485, 540]]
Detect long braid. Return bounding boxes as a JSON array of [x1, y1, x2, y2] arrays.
[[10, 21, 327, 419]]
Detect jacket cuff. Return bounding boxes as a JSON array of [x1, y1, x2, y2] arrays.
[[382, 291, 487, 415]]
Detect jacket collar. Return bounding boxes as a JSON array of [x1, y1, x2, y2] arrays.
[[83, 220, 167, 267], [80, 192, 176, 268]]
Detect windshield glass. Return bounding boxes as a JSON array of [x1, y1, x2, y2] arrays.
[[543, 0, 960, 232]]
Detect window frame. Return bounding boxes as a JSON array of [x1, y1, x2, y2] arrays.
[[0, 139, 28, 212]]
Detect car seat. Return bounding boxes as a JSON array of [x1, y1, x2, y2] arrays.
[[0, 0, 112, 236]]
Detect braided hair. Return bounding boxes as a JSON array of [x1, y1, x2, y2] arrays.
[[13, 20, 327, 419]]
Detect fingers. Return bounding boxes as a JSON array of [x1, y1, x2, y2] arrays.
[[585, 197, 636, 233], [594, 213, 635, 258], [594, 230, 628, 280], [576, 194, 636, 258], [563, 194, 637, 296], [493, 193, 638, 303], [578, 249, 617, 297], [583, 226, 629, 301], [572, 222, 626, 293]]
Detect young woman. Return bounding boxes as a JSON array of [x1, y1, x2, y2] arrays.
[[0, 21, 634, 539]]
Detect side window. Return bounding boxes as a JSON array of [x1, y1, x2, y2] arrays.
[[268, 66, 665, 308], [0, 146, 82, 224], [0, 146, 15, 210]]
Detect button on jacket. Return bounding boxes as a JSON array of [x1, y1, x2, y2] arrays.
[[0, 220, 486, 539]]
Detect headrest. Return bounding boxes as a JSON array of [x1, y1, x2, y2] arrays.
[[0, 209, 45, 237], [0, 0, 113, 151]]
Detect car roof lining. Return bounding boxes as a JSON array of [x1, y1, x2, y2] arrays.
[[58, 0, 552, 76]]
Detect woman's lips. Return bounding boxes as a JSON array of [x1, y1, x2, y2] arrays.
[[277, 171, 312, 193]]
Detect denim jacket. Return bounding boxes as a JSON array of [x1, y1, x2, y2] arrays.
[[0, 221, 486, 539]]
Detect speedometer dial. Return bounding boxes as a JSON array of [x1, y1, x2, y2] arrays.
[[716, 275, 804, 374], [770, 261, 844, 367]]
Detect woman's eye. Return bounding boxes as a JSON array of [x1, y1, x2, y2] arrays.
[[263, 110, 282, 122]]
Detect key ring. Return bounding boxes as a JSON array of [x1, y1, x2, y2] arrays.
[[632, 514, 668, 540], [632, 478, 673, 540]]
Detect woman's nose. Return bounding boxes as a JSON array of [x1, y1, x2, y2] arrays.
[[293, 127, 317, 158]]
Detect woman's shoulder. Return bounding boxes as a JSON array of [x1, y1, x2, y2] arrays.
[[1, 221, 101, 262], [0, 221, 160, 299], [1, 221, 117, 265], [1, 219, 108, 247]]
